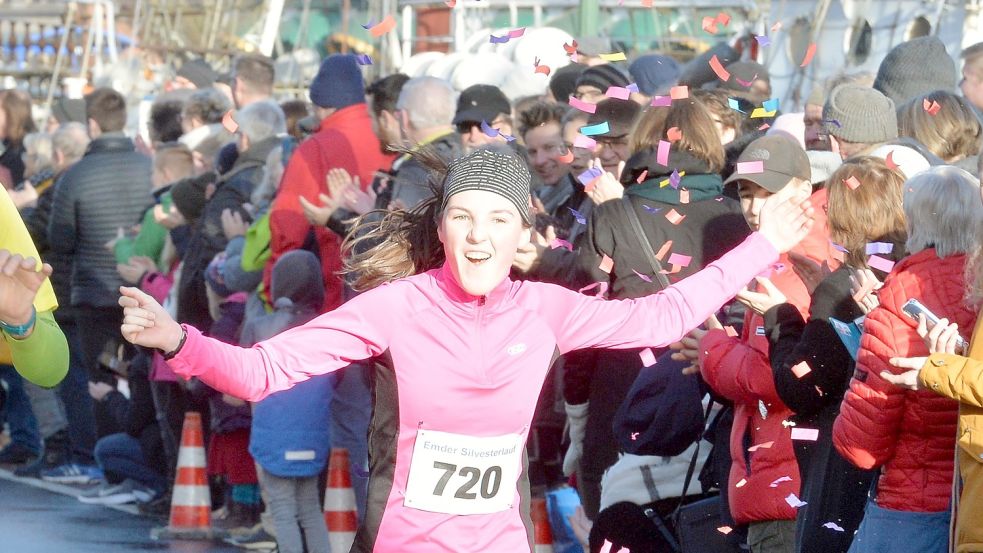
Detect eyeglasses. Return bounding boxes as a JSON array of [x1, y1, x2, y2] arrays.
[[594, 136, 629, 149], [456, 117, 508, 135]]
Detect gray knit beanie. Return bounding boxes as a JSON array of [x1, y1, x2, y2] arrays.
[[440, 148, 532, 225], [823, 84, 898, 144], [873, 36, 957, 105]]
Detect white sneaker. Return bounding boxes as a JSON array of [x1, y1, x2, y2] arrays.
[[78, 479, 156, 505]]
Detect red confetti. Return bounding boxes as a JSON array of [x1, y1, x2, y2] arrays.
[[885, 150, 898, 170], [563, 41, 578, 54], [556, 149, 574, 163], [709, 55, 731, 81], [748, 440, 774, 452], [800, 43, 817, 67], [368, 15, 397, 37], [923, 98, 941, 115], [667, 126, 683, 142], [655, 240, 672, 261], [636, 169, 649, 184]]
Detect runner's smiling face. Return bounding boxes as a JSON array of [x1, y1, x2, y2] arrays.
[[438, 189, 531, 297]]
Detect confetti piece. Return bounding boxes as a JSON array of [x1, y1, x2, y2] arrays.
[[221, 110, 238, 133], [445, 0, 456, 6], [641, 204, 661, 214], [368, 15, 397, 37], [831, 242, 849, 253], [758, 123, 771, 131], [785, 493, 807, 508], [716, 11, 731, 25], [556, 149, 574, 163], [750, 107, 777, 118], [709, 55, 731, 81], [657, 140, 670, 166], [626, 83, 639, 93], [639, 347, 657, 366], [599, 540, 629, 553], [668, 169, 681, 189], [866, 242, 894, 255], [650, 95, 672, 107], [580, 121, 610, 136], [737, 160, 764, 174], [598, 255, 614, 274], [735, 478, 748, 488], [665, 208, 686, 225], [771, 21, 783, 32], [578, 281, 609, 296], [669, 85, 689, 99], [655, 240, 672, 260], [791, 427, 820, 441], [568, 207, 587, 225], [718, 526, 733, 535], [800, 43, 817, 67], [763, 98, 780, 112], [748, 441, 774, 452], [667, 127, 683, 142], [755, 35, 771, 47], [679, 188, 690, 204], [630, 431, 639, 440], [923, 98, 941, 115], [868, 255, 895, 273], [823, 522, 845, 532], [824, 118, 842, 128], [605, 86, 630, 100], [633, 269, 653, 283], [480, 120, 515, 142], [770, 476, 793, 488], [573, 134, 597, 150], [550, 238, 573, 251], [355, 54, 373, 65], [782, 419, 797, 428], [599, 51, 627, 62], [727, 98, 744, 112], [702, 16, 719, 34], [563, 40, 579, 54], [791, 361, 812, 378], [843, 176, 861, 190], [577, 167, 603, 186], [667, 252, 691, 267], [636, 169, 649, 183], [489, 27, 526, 44], [735, 74, 758, 87], [660, 264, 683, 275], [724, 326, 738, 337], [533, 58, 551, 76]]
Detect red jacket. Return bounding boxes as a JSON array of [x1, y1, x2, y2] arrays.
[[267, 104, 394, 313], [699, 203, 834, 525], [833, 249, 974, 512]]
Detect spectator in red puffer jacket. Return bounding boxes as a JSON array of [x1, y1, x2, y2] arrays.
[[833, 166, 983, 553]]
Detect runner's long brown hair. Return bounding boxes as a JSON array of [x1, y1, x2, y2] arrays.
[[342, 147, 448, 291]]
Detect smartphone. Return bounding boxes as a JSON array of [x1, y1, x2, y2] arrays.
[[901, 298, 968, 352]]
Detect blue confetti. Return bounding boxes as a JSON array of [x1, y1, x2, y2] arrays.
[[568, 207, 587, 225], [755, 35, 771, 47], [727, 98, 745, 113], [762, 98, 780, 112], [641, 204, 661, 214]]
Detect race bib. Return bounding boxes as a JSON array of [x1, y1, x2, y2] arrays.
[[404, 429, 523, 515]]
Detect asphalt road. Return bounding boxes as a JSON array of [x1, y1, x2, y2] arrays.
[[0, 470, 244, 553]]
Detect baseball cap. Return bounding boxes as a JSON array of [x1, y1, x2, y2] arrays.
[[453, 84, 511, 126], [724, 135, 811, 192], [587, 98, 641, 138]]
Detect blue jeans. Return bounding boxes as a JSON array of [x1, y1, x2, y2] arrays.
[[57, 320, 97, 463], [0, 364, 41, 453], [94, 433, 167, 493], [847, 499, 950, 553], [331, 362, 371, 523]]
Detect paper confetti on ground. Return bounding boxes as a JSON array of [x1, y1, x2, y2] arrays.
[[605, 86, 630, 100], [844, 176, 861, 190], [657, 140, 670, 166], [598, 255, 614, 274], [667, 252, 692, 267], [365, 15, 397, 37], [823, 522, 845, 532], [665, 209, 685, 225], [580, 121, 610, 136], [791, 361, 812, 378], [791, 427, 820, 441], [599, 52, 627, 62], [737, 161, 764, 174], [709, 55, 731, 81], [769, 476, 793, 488], [868, 255, 895, 273], [639, 348, 657, 367], [785, 493, 807, 508], [800, 43, 817, 67], [748, 441, 774, 452]]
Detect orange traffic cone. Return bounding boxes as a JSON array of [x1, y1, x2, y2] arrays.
[[324, 448, 358, 552], [151, 412, 218, 540], [531, 497, 555, 553]]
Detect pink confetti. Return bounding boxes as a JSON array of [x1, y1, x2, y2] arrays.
[[785, 493, 807, 508], [923, 98, 941, 115], [679, 188, 690, 204], [599, 254, 614, 274], [657, 140, 670, 166], [630, 431, 639, 440], [665, 209, 685, 225], [868, 255, 895, 273], [737, 161, 764, 174], [724, 326, 738, 337], [709, 55, 730, 81], [573, 134, 597, 150], [718, 526, 733, 535], [578, 281, 609, 296], [636, 169, 649, 184], [666, 126, 683, 142], [735, 478, 748, 488], [823, 522, 845, 532], [639, 348, 657, 367], [599, 540, 629, 553], [771, 21, 783, 32], [735, 74, 758, 87], [633, 269, 653, 283], [800, 43, 817, 67], [791, 427, 820, 441], [791, 361, 812, 378], [885, 150, 898, 170], [569, 96, 597, 114], [605, 86, 630, 100], [550, 238, 573, 251], [650, 95, 672, 107], [367, 15, 397, 37], [667, 252, 692, 267], [769, 476, 793, 488], [844, 176, 861, 190], [748, 441, 774, 452], [669, 85, 689, 99], [655, 240, 672, 260]]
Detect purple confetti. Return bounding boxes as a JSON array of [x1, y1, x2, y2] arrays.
[[830, 241, 849, 253], [669, 169, 681, 189], [641, 204, 661, 214], [632, 269, 653, 283], [627, 83, 639, 93], [568, 207, 587, 225], [355, 53, 373, 65], [577, 167, 603, 186], [823, 119, 842, 128], [755, 35, 771, 47], [865, 242, 894, 255]]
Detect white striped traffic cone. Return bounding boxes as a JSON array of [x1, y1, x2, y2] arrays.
[[152, 412, 218, 540], [531, 497, 554, 553], [324, 448, 357, 552]]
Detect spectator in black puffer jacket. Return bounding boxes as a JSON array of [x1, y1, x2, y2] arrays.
[[47, 88, 153, 440]]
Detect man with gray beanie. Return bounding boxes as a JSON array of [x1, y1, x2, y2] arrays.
[[823, 84, 898, 160], [873, 36, 958, 106]]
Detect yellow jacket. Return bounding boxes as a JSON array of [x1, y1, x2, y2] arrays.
[[919, 316, 983, 553]]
